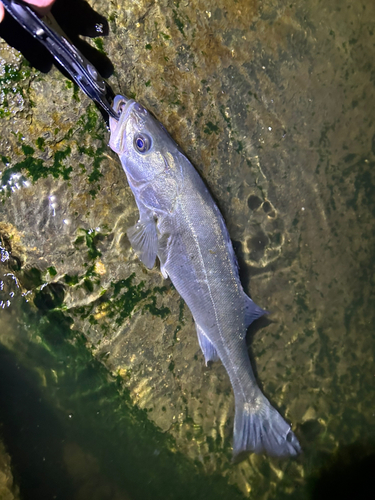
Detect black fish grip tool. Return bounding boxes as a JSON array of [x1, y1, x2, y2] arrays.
[[1, 0, 119, 120]]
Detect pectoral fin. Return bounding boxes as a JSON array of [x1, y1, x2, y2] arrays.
[[196, 323, 219, 365], [127, 218, 158, 269]]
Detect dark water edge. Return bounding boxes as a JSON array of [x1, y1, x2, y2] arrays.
[[0, 342, 74, 500], [1, 297, 374, 500], [0, 300, 247, 500]]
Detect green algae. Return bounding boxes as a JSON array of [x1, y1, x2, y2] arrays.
[[74, 228, 103, 261], [0, 61, 31, 118], [3, 103, 107, 194], [143, 295, 170, 319], [109, 275, 171, 323], [1, 155, 44, 184], [93, 38, 105, 54], [76, 143, 106, 197], [35, 137, 45, 151], [52, 146, 72, 180], [68, 270, 171, 341], [168, 360, 175, 372], [172, 9, 185, 35], [178, 297, 185, 323], [160, 32, 171, 40], [64, 274, 80, 286], [65, 80, 80, 102], [109, 273, 149, 324], [235, 140, 244, 154], [0, 143, 72, 185], [47, 266, 57, 277], [203, 121, 220, 135], [77, 103, 106, 137], [0, 63, 30, 85], [21, 144, 34, 156]]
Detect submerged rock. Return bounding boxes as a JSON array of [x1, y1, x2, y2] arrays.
[[0, 439, 19, 500]]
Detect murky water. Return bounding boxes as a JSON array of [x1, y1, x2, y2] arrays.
[[0, 0, 374, 499]]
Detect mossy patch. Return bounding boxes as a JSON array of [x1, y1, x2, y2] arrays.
[[203, 121, 220, 135], [93, 38, 105, 54], [172, 9, 185, 35], [74, 228, 104, 261], [1, 143, 73, 185], [0, 60, 31, 118]]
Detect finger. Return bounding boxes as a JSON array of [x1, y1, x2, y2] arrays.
[[24, 0, 56, 16], [0, 1, 56, 22]]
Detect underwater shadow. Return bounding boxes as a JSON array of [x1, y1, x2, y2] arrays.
[[0, 343, 74, 499], [309, 441, 375, 500], [244, 315, 276, 396], [0, 0, 114, 77]]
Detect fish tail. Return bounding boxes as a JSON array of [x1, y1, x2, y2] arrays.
[[233, 397, 301, 459]]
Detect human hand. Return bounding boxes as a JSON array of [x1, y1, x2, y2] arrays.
[[0, 0, 56, 22]]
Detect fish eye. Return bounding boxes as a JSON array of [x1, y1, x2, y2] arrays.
[[134, 133, 152, 153]]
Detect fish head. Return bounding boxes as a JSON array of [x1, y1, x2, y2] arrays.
[[109, 95, 177, 183]]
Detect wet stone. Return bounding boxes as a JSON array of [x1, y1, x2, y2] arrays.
[[0, 439, 19, 500]]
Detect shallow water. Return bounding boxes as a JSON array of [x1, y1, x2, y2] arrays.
[[0, 0, 375, 498]]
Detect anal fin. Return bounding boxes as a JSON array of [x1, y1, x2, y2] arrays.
[[196, 323, 219, 365], [243, 293, 267, 336]]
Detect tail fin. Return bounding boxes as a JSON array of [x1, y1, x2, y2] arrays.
[[233, 399, 301, 459]]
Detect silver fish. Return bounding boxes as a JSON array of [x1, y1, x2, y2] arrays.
[[109, 95, 301, 458]]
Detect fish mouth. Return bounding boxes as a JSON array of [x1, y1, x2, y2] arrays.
[[109, 95, 136, 154], [112, 95, 134, 116]]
